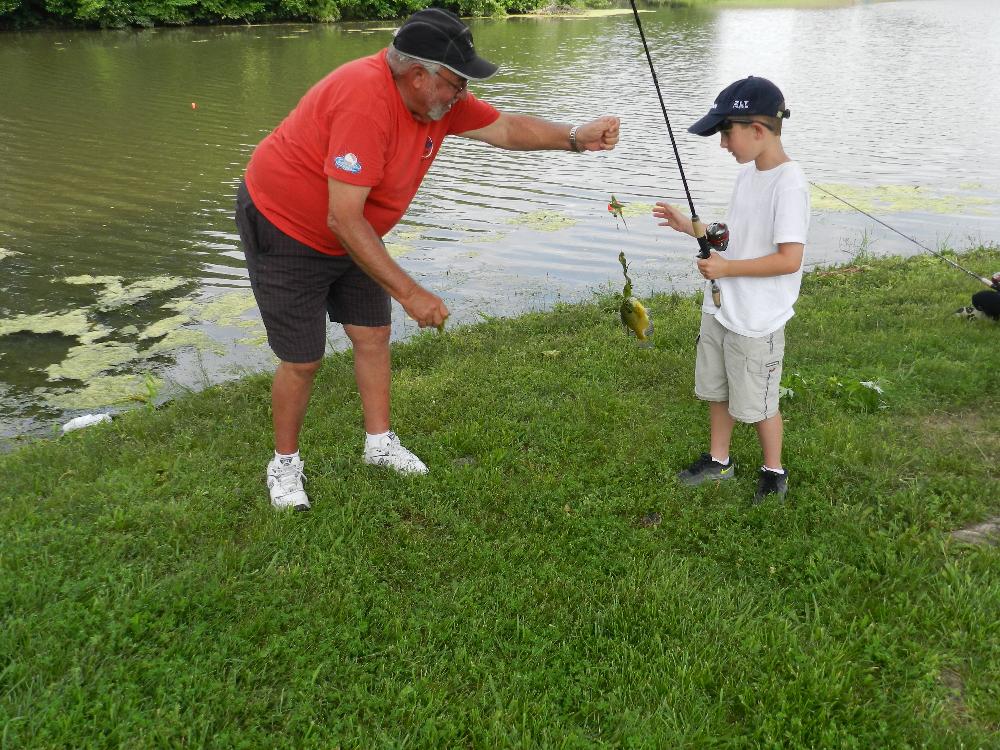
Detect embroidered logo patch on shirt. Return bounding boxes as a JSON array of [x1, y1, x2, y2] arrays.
[[422, 137, 434, 159], [333, 153, 362, 174]]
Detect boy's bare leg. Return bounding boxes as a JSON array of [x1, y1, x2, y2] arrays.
[[272, 359, 322, 454], [709, 401, 736, 460], [755, 412, 783, 469]]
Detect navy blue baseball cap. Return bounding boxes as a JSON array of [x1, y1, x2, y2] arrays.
[[392, 8, 499, 81], [688, 76, 790, 136]]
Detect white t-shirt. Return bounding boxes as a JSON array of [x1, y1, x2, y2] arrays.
[[703, 160, 810, 337]]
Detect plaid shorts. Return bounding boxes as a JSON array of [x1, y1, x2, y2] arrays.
[[235, 182, 390, 363]]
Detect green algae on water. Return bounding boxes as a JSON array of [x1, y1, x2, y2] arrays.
[[468, 231, 509, 244], [620, 202, 655, 218], [144, 328, 225, 357], [385, 243, 412, 259], [236, 333, 270, 347], [392, 230, 424, 242], [508, 211, 577, 232], [0, 310, 111, 345], [64, 275, 188, 310], [45, 342, 142, 381], [138, 315, 192, 341], [43, 374, 162, 409], [810, 183, 995, 215], [167, 290, 258, 328]]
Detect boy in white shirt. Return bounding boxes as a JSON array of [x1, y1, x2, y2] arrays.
[[653, 76, 810, 504]]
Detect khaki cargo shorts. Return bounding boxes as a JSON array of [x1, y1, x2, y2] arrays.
[[694, 312, 785, 424]]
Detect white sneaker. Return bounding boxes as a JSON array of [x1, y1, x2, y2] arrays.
[[363, 431, 428, 475], [266, 457, 310, 511]]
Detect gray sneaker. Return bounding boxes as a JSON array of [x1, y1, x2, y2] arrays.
[[677, 453, 735, 486], [753, 467, 788, 505]]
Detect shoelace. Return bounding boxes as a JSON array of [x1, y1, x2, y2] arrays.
[[693, 453, 718, 471], [273, 464, 305, 493], [759, 472, 781, 493]]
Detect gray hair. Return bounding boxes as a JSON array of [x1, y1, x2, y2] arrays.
[[386, 45, 441, 77]]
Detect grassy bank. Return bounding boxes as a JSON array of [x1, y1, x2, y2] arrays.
[[2, 248, 998, 747]]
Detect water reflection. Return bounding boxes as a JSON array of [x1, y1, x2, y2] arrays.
[[1, 1, 998, 441]]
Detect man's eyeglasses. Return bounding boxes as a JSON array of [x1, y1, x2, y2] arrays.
[[434, 69, 468, 95], [719, 118, 776, 133]]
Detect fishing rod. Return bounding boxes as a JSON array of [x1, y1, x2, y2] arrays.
[[810, 182, 996, 290], [626, 0, 728, 305]]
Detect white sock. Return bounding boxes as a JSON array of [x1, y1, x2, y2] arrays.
[[711, 455, 730, 466], [763, 465, 784, 474], [274, 450, 300, 466], [366, 430, 390, 446]]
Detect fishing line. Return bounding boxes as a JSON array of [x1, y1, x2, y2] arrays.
[[626, 0, 712, 258], [810, 181, 994, 289]]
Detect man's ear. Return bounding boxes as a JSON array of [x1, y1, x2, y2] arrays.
[[408, 65, 431, 90]]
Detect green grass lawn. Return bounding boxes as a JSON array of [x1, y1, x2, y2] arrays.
[[2, 248, 998, 748]]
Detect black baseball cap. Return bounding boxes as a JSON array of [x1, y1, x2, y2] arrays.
[[392, 8, 499, 81], [688, 76, 790, 136]]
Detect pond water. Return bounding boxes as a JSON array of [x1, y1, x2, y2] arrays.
[[2, 0, 999, 444]]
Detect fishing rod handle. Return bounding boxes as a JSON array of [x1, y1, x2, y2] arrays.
[[692, 216, 712, 259]]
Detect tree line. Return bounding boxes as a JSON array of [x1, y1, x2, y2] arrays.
[[0, 0, 569, 31]]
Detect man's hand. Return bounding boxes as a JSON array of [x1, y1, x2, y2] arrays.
[[653, 202, 694, 237], [575, 116, 620, 152], [399, 285, 450, 329], [697, 252, 730, 281]]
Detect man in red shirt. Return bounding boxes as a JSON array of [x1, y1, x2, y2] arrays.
[[236, 7, 620, 511]]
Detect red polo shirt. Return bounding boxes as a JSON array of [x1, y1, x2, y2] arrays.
[[245, 50, 500, 256]]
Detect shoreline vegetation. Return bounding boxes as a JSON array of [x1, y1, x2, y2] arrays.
[[1, 0, 865, 31], [2, 249, 998, 746]]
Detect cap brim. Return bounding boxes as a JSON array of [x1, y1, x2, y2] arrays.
[[392, 45, 500, 81], [442, 56, 499, 81], [688, 113, 725, 137]]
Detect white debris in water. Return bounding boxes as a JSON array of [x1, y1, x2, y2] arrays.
[[61, 413, 112, 434]]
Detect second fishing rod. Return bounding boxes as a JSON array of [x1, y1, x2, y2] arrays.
[[626, 0, 729, 306]]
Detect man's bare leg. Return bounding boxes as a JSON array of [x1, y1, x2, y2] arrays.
[[344, 324, 391, 434], [345, 323, 427, 474], [272, 359, 322, 454]]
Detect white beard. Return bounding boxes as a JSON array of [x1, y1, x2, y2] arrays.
[[427, 102, 449, 121]]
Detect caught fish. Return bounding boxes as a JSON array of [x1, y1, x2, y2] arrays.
[[618, 251, 653, 344], [608, 194, 628, 229], [620, 296, 651, 341]]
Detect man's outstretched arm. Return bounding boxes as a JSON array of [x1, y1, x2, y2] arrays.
[[460, 113, 619, 152]]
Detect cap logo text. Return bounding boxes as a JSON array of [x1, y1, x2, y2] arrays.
[[733, 100, 750, 109]]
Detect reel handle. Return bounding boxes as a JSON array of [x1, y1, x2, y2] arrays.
[[692, 215, 723, 308]]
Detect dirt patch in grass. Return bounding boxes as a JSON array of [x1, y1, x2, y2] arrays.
[[908, 410, 999, 468], [950, 517, 1000, 546], [938, 668, 970, 721]]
